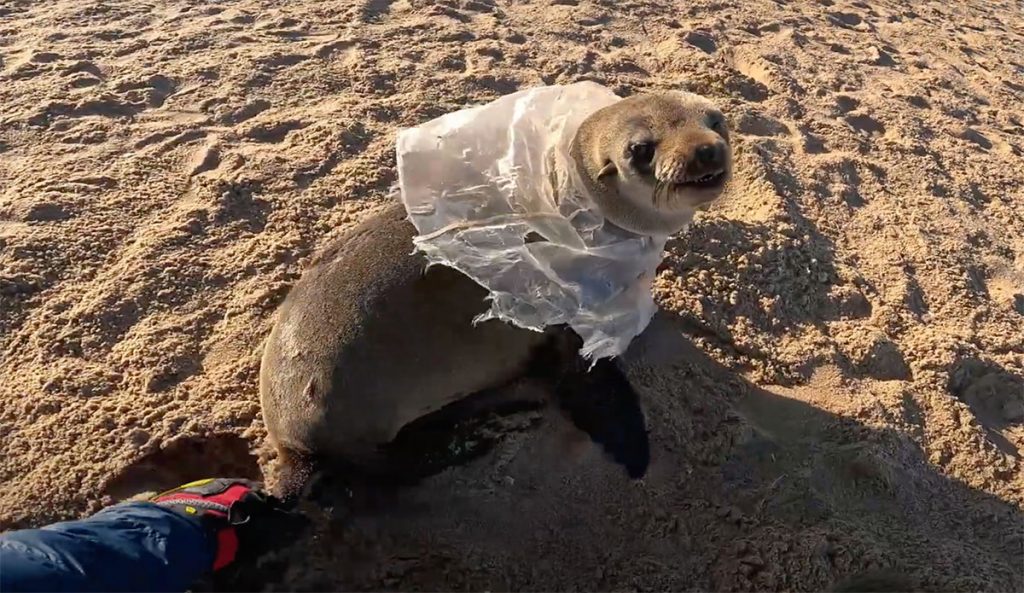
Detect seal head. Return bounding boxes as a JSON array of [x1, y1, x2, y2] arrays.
[[570, 91, 732, 236]]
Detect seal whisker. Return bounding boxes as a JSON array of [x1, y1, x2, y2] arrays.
[[660, 180, 673, 208], [662, 182, 676, 208]]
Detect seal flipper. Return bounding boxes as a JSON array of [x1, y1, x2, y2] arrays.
[[529, 327, 650, 479], [551, 357, 650, 479]]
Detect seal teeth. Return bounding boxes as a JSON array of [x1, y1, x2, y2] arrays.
[[683, 169, 725, 184]]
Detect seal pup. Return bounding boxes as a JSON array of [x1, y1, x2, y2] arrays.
[[260, 90, 732, 501]]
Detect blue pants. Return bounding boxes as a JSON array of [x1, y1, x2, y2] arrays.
[[0, 502, 214, 592]]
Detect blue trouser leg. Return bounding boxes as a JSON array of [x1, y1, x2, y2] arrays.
[[0, 502, 214, 593]]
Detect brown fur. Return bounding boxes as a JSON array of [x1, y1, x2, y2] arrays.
[[260, 202, 547, 499]]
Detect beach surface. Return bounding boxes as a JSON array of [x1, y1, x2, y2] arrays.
[[1, 0, 1022, 590]]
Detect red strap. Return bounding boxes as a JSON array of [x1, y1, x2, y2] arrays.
[[155, 483, 251, 511], [214, 484, 252, 506], [213, 528, 239, 570]]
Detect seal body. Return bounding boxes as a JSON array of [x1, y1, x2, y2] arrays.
[[260, 202, 550, 494], [260, 89, 732, 500]]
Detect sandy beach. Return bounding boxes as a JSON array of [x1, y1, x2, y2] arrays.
[[1, 0, 1022, 590]]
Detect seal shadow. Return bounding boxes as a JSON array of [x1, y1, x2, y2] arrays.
[[222, 311, 1023, 592], [621, 312, 1023, 591], [296, 344, 653, 508]]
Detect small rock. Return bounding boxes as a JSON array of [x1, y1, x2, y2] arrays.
[[128, 429, 151, 446], [865, 46, 895, 66]]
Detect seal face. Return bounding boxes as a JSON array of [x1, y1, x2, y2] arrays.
[[571, 91, 732, 236]]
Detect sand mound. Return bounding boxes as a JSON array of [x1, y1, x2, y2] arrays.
[[1, 0, 1022, 590]]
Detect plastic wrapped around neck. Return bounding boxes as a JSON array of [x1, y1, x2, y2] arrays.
[[396, 82, 669, 361]]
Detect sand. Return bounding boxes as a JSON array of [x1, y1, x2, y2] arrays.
[[1, 0, 1022, 590]]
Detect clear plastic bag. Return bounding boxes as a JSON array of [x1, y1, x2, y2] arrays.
[[396, 82, 668, 361]]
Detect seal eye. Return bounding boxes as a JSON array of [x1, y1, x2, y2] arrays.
[[708, 112, 727, 136], [628, 141, 656, 171]]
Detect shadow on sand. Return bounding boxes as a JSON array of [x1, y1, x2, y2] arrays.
[[179, 312, 1023, 592]]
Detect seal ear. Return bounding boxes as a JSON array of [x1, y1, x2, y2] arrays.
[[597, 161, 618, 179]]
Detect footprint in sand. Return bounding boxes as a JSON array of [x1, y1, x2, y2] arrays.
[[244, 119, 308, 143], [683, 30, 717, 54], [113, 74, 177, 108], [187, 137, 222, 177], [134, 128, 206, 155], [219, 98, 272, 125], [949, 358, 1024, 455], [361, 0, 398, 23], [844, 112, 886, 137], [833, 94, 860, 115], [733, 108, 791, 137], [102, 434, 262, 502], [29, 51, 61, 64]]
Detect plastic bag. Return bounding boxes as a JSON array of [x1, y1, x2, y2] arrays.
[[396, 82, 668, 361]]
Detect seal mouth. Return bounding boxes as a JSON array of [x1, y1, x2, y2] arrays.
[[674, 169, 727, 190]]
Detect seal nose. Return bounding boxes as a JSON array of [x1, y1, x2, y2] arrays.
[[694, 143, 723, 168]]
